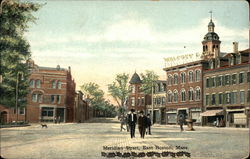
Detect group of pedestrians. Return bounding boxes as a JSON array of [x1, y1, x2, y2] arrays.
[[119, 109, 152, 139]]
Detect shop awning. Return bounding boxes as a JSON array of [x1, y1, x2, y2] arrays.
[[200, 110, 223, 117]]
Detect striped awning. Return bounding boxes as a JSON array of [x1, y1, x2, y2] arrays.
[[200, 110, 223, 117]]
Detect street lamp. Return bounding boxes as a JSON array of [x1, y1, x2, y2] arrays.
[[15, 72, 24, 123], [151, 81, 154, 124]]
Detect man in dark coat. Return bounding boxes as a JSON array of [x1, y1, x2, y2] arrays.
[[127, 109, 137, 138], [138, 111, 147, 139], [146, 114, 152, 135], [179, 115, 184, 131]]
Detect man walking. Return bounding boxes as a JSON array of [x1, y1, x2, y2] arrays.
[[119, 115, 126, 131], [179, 115, 184, 131], [128, 109, 137, 138], [138, 111, 147, 139], [146, 114, 152, 135]]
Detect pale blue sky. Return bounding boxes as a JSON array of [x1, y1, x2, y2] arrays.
[[25, 0, 249, 100]]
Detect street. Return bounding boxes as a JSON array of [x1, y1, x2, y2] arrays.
[[1, 118, 249, 159]]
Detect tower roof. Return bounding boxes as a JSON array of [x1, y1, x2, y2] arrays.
[[129, 72, 142, 84], [208, 20, 215, 27], [203, 32, 220, 41]]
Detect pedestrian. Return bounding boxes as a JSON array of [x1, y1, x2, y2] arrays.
[[58, 116, 61, 124], [54, 117, 57, 124], [124, 115, 129, 132], [178, 115, 184, 131], [120, 115, 126, 131], [138, 111, 147, 139], [146, 114, 152, 135], [127, 109, 137, 138]]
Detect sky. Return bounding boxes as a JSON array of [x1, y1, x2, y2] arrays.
[[25, 0, 249, 103]]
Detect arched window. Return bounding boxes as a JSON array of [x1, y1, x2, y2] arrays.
[[57, 81, 61, 89], [167, 91, 172, 103], [52, 80, 56, 89], [173, 90, 178, 103], [29, 80, 35, 88], [174, 74, 178, 84], [36, 80, 41, 88], [195, 87, 201, 101], [188, 88, 194, 101], [181, 89, 186, 102], [181, 72, 186, 84], [189, 71, 194, 82], [168, 75, 172, 86], [195, 70, 201, 82]]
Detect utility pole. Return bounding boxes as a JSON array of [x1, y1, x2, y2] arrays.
[[151, 81, 154, 124]]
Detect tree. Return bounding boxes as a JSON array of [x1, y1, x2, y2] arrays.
[[0, 0, 40, 108], [140, 70, 159, 94], [108, 73, 130, 108]]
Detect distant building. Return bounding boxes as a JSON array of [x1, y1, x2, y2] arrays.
[[26, 59, 76, 123], [74, 90, 89, 123]]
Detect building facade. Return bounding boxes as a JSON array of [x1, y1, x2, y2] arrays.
[[202, 48, 250, 127], [0, 104, 25, 124], [74, 90, 89, 123], [26, 59, 76, 123], [164, 61, 203, 125], [146, 80, 167, 124]]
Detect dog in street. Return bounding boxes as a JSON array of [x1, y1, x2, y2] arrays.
[[41, 124, 48, 128]]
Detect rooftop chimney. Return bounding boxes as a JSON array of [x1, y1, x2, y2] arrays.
[[233, 42, 239, 53]]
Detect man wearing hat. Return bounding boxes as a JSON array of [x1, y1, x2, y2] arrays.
[[138, 110, 147, 139], [127, 109, 137, 138]]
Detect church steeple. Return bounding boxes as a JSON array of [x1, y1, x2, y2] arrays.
[[202, 11, 221, 59]]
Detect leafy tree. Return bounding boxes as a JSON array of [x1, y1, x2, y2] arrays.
[[108, 73, 130, 108], [140, 70, 159, 94], [0, 0, 40, 108]]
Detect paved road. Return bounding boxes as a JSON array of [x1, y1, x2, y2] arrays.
[[1, 118, 249, 159]]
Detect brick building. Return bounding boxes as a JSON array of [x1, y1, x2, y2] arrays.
[[146, 80, 167, 124], [127, 72, 150, 112], [202, 47, 250, 127], [26, 59, 76, 123], [0, 104, 25, 124], [74, 90, 89, 123], [164, 61, 203, 125]]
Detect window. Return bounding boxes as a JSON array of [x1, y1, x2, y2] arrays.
[[195, 70, 201, 82], [141, 97, 145, 105], [174, 74, 178, 85], [211, 77, 216, 87], [168, 75, 172, 86], [32, 94, 37, 102], [163, 83, 166, 91], [36, 80, 41, 88], [57, 95, 61, 104], [51, 95, 56, 103], [181, 89, 186, 102], [226, 93, 231, 104], [231, 92, 237, 104], [206, 78, 210, 88], [240, 91, 245, 104], [189, 71, 194, 82], [162, 97, 166, 105], [225, 75, 230, 85], [153, 98, 157, 105], [38, 94, 43, 103], [247, 72, 250, 82], [195, 87, 201, 100], [41, 107, 54, 117], [52, 80, 56, 89], [19, 107, 25, 115], [138, 98, 141, 106], [181, 72, 186, 84], [173, 90, 178, 103], [239, 73, 244, 84], [131, 97, 135, 106], [188, 88, 194, 101], [167, 91, 172, 103], [211, 94, 216, 105], [29, 80, 35, 88], [219, 93, 223, 105], [157, 97, 161, 105], [132, 86, 135, 93], [205, 95, 210, 106], [247, 90, 250, 103], [216, 76, 223, 86], [57, 81, 61, 89], [232, 74, 237, 85]]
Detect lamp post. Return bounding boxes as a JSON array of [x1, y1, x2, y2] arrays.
[[151, 81, 154, 124], [15, 72, 23, 123]]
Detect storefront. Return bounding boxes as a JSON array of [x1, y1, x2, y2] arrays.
[[226, 109, 246, 128], [40, 106, 65, 122], [190, 108, 202, 125], [166, 110, 177, 124], [200, 109, 224, 126]]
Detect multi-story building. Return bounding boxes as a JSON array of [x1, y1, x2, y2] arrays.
[[146, 80, 167, 124], [127, 72, 150, 112], [26, 59, 76, 123], [74, 90, 89, 123], [202, 46, 250, 127], [164, 61, 203, 125]]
